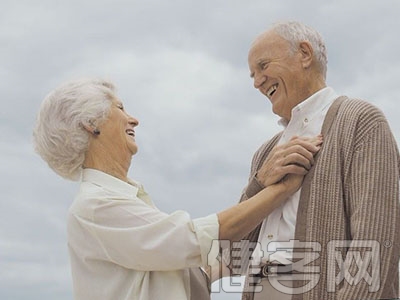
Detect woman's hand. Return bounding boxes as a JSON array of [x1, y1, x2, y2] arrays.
[[217, 135, 323, 243], [256, 135, 323, 187]]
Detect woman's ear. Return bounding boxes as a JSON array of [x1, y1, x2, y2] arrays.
[[81, 121, 100, 136], [298, 41, 313, 69]]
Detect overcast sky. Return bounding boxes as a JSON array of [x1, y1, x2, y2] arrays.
[[1, 0, 400, 299]]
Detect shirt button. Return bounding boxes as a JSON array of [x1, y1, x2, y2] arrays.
[[267, 234, 273, 239], [304, 118, 308, 123]]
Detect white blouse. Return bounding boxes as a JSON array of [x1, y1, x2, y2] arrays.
[[67, 169, 219, 300]]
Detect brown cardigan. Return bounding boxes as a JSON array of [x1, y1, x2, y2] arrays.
[[237, 97, 400, 300]]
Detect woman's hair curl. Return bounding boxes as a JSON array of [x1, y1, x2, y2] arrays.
[[33, 78, 115, 180]]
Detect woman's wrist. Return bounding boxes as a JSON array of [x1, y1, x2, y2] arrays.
[[261, 183, 289, 203]]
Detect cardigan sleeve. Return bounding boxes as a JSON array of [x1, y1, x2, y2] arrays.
[[241, 133, 283, 201], [338, 120, 400, 300]]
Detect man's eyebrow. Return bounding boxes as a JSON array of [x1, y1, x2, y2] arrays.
[[249, 58, 267, 78]]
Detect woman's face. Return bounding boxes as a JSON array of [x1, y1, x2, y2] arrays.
[[98, 97, 139, 157]]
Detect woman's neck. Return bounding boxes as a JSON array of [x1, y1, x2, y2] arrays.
[[83, 147, 131, 183]]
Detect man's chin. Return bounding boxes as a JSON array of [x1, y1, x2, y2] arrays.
[[272, 104, 283, 118]]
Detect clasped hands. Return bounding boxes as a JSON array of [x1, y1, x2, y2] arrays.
[[256, 135, 323, 193]]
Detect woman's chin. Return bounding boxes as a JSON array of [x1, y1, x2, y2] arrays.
[[129, 145, 138, 156]]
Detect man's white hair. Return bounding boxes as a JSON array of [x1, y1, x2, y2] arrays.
[[33, 78, 115, 181], [272, 21, 328, 79]]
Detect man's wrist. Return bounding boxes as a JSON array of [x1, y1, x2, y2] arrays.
[[254, 172, 266, 188]]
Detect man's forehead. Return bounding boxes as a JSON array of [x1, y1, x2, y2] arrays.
[[248, 36, 271, 60], [249, 32, 291, 58], [253, 30, 286, 46], [251, 30, 275, 46]]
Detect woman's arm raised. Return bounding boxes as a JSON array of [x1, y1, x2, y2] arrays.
[[217, 136, 322, 242]]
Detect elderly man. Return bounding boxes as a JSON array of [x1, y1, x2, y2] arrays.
[[224, 21, 399, 300]]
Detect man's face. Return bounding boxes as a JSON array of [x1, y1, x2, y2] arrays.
[[248, 31, 309, 121]]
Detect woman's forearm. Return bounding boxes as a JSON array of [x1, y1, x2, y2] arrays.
[[217, 185, 289, 241]]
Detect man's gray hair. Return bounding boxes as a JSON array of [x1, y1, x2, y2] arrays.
[[272, 21, 328, 79], [33, 78, 115, 181]]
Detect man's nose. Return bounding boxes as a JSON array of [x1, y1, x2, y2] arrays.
[[253, 73, 266, 89]]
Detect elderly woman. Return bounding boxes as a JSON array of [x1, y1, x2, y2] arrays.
[[33, 78, 321, 300]]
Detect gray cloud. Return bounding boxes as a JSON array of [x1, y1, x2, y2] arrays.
[[1, 0, 399, 299]]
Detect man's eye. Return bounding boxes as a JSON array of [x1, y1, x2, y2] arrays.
[[261, 63, 268, 70]]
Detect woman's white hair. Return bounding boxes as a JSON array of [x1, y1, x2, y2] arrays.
[[33, 78, 115, 181], [272, 21, 328, 79]]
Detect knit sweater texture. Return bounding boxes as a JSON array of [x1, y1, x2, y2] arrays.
[[238, 97, 400, 300]]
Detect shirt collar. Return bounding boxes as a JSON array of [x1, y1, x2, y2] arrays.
[[82, 168, 139, 199], [278, 87, 338, 128]]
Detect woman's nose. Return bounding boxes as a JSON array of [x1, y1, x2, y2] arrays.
[[129, 116, 139, 127]]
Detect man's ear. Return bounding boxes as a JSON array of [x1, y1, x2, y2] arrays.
[[298, 41, 313, 69]]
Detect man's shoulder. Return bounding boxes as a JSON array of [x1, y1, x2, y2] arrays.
[[331, 96, 392, 145], [337, 97, 386, 122]]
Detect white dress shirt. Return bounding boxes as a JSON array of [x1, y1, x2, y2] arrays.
[[67, 168, 219, 300], [254, 87, 338, 265]]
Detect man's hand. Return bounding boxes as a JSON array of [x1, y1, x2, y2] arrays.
[[256, 135, 323, 187]]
